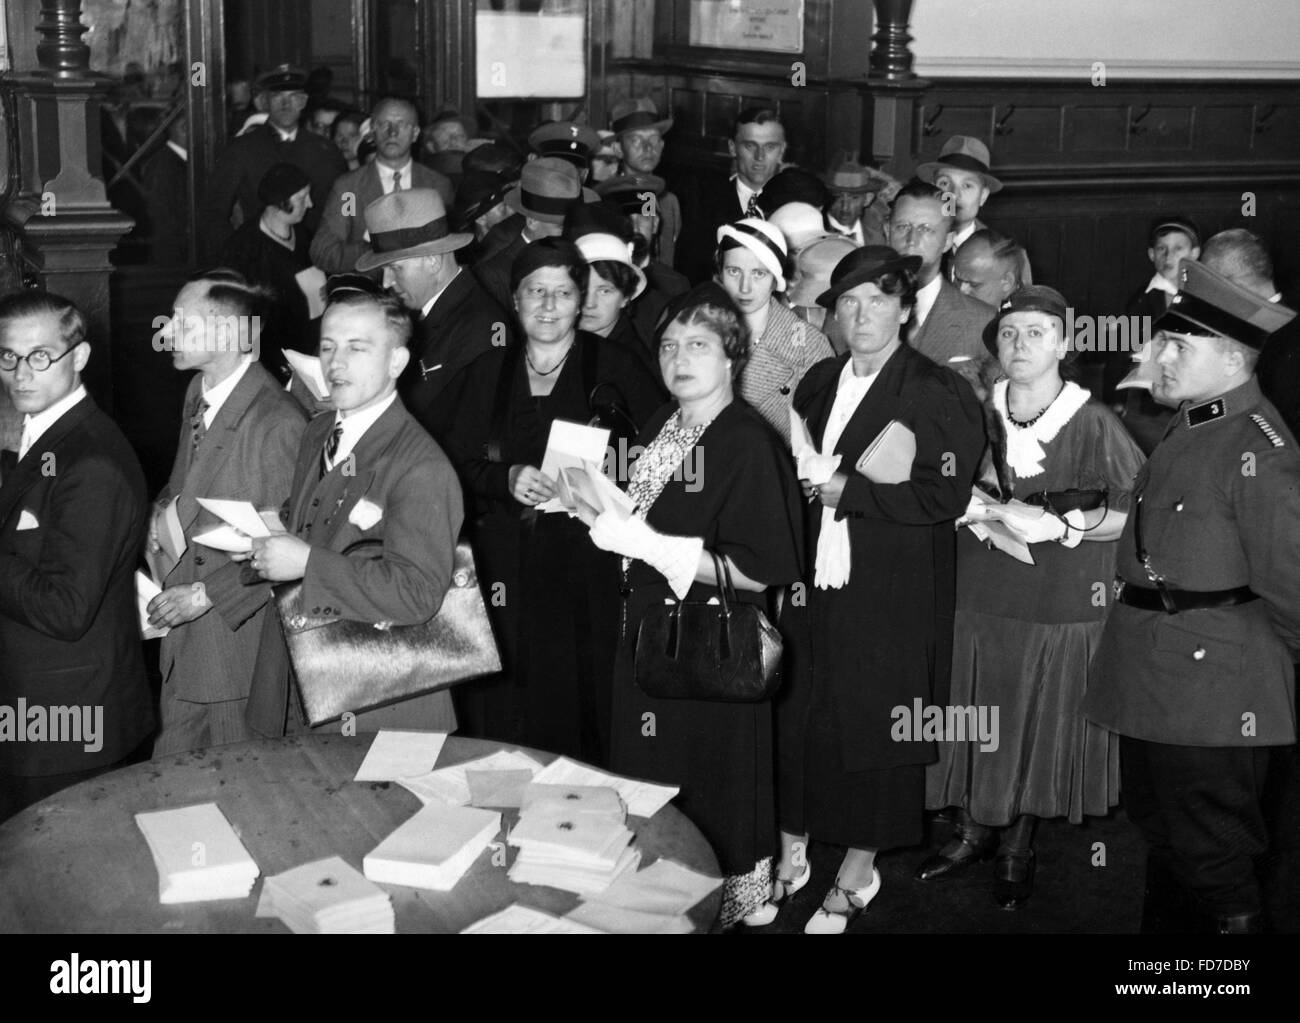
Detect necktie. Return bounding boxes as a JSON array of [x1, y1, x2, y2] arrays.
[[393, 169, 403, 191], [320, 423, 343, 479], [746, 192, 762, 219], [190, 398, 209, 459]]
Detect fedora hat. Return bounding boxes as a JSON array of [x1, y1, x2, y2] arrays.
[[505, 157, 598, 225], [916, 135, 1003, 193], [824, 153, 894, 196], [816, 245, 922, 308], [609, 97, 674, 137], [355, 188, 473, 272]]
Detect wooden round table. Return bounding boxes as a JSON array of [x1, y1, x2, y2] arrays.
[[0, 734, 722, 933]]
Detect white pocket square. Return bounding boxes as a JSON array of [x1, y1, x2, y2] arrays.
[[16, 510, 39, 531], [348, 498, 383, 530]]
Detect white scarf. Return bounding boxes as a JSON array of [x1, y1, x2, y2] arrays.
[[814, 361, 879, 589], [995, 378, 1090, 479]]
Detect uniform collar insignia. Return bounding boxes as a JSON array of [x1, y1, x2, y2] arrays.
[[1185, 396, 1227, 427]]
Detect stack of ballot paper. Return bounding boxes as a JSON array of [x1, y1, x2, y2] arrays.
[[192, 498, 285, 553], [507, 783, 641, 897], [398, 748, 544, 806], [535, 420, 610, 515], [258, 856, 394, 934], [363, 802, 501, 892], [461, 904, 600, 934], [530, 756, 679, 818], [135, 803, 260, 904], [568, 857, 723, 933]]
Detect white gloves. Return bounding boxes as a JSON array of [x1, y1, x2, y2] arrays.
[[589, 511, 703, 599], [992, 503, 1085, 548]]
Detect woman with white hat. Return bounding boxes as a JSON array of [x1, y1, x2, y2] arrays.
[[574, 231, 661, 380], [715, 218, 834, 443]]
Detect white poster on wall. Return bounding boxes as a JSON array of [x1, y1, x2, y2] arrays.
[[476, 11, 586, 98], [688, 1, 804, 54]]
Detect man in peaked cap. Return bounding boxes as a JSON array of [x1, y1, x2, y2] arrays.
[[310, 96, 455, 275], [610, 98, 682, 268], [528, 121, 603, 181], [917, 135, 1033, 284], [359, 189, 510, 436], [1084, 259, 1300, 934], [200, 64, 347, 260]]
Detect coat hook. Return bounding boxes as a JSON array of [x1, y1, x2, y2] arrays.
[[1254, 104, 1278, 135], [922, 103, 944, 137], [1128, 102, 1153, 136], [994, 104, 1016, 136]]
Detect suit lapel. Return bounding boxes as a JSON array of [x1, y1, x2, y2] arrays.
[[179, 364, 271, 528], [0, 395, 96, 526]]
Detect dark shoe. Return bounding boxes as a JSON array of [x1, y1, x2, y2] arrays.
[[915, 833, 996, 881], [1215, 911, 1264, 934], [993, 850, 1035, 910]]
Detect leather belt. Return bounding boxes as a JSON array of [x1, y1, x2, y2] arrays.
[[1114, 579, 1259, 613]]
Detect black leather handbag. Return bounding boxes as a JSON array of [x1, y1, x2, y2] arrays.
[[274, 539, 501, 726], [633, 551, 784, 702]]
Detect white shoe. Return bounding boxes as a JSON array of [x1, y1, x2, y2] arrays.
[[742, 861, 813, 927], [803, 867, 882, 934]]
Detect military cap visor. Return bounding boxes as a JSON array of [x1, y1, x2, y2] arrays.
[[1155, 259, 1297, 351]]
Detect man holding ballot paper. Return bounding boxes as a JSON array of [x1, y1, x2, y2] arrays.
[[146, 271, 306, 756]]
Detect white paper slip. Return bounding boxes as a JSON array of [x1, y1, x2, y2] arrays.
[[531, 757, 679, 819], [536, 420, 610, 513], [135, 803, 260, 904], [295, 266, 329, 320], [399, 749, 544, 806], [196, 498, 273, 539], [262, 856, 394, 934], [363, 803, 501, 892], [461, 904, 600, 934], [284, 349, 329, 401], [586, 858, 722, 915], [788, 407, 842, 486], [354, 730, 448, 782], [519, 783, 625, 819], [135, 570, 169, 640], [566, 901, 694, 934], [192, 525, 254, 553], [509, 809, 633, 865]]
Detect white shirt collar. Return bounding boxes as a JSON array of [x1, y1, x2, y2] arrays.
[[19, 384, 87, 460], [1145, 272, 1180, 296], [913, 275, 943, 330], [420, 269, 461, 319], [166, 141, 188, 161], [329, 391, 399, 469], [733, 175, 760, 210], [1269, 292, 1282, 304], [380, 159, 414, 194], [827, 214, 864, 245], [273, 124, 297, 143], [199, 358, 253, 428], [952, 221, 977, 249]]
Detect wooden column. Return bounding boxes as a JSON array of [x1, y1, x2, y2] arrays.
[[866, 0, 929, 180], [0, 0, 133, 412]]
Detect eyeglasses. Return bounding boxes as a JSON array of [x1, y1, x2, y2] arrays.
[[0, 345, 78, 373]]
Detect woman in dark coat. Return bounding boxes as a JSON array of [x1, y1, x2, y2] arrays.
[[587, 282, 805, 928], [436, 238, 663, 765], [218, 162, 315, 381], [759, 246, 985, 932]]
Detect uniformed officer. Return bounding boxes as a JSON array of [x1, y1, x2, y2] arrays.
[[199, 64, 347, 261], [1084, 259, 1300, 933], [527, 121, 602, 182]]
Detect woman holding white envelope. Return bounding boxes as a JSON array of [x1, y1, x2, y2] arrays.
[[436, 238, 662, 765], [764, 247, 985, 932], [919, 286, 1143, 910]]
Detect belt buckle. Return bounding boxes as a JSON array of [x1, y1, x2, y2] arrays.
[[1112, 578, 1125, 603]]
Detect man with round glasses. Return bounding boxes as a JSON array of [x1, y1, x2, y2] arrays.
[[0, 291, 153, 822]]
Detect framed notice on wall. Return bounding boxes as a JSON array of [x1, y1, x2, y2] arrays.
[[476, 5, 587, 98], [688, 1, 805, 53]]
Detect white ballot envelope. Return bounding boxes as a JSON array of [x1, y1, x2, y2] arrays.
[[284, 349, 329, 401], [788, 408, 841, 486], [135, 570, 170, 640], [564, 462, 634, 524], [536, 420, 611, 513], [193, 499, 283, 552], [295, 266, 328, 320]]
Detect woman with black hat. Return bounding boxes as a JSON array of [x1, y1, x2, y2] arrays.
[[756, 246, 985, 932], [918, 286, 1143, 910], [218, 161, 316, 380], [437, 238, 664, 766]]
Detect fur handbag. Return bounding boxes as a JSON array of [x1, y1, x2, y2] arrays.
[[274, 540, 501, 726], [633, 551, 784, 702]]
